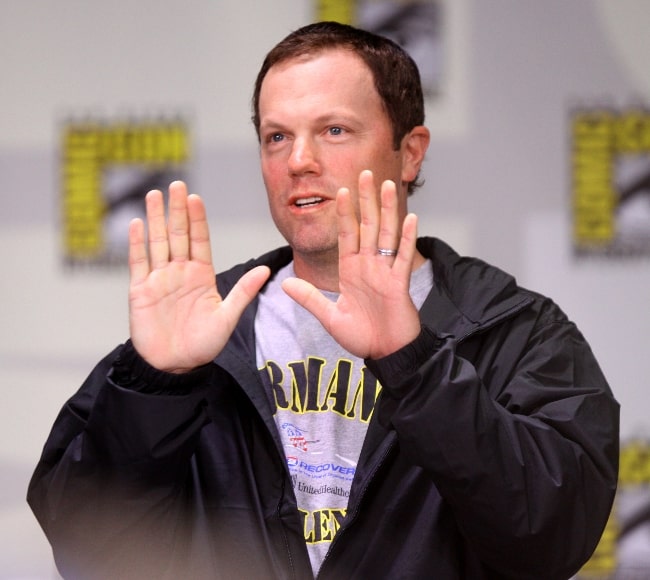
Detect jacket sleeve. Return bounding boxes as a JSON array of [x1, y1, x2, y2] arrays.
[[366, 299, 619, 580], [26, 341, 215, 579]]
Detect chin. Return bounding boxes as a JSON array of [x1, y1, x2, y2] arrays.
[[289, 238, 338, 259]]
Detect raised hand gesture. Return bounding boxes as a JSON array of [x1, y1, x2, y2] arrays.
[[128, 181, 270, 373], [282, 170, 421, 360]]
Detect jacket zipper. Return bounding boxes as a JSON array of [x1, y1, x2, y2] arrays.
[[316, 434, 397, 578]]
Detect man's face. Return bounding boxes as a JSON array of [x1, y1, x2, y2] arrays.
[[257, 49, 412, 260]]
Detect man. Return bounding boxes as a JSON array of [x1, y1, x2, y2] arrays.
[[28, 22, 618, 579]]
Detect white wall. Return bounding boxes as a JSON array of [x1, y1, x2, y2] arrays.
[[1, 1, 649, 577]]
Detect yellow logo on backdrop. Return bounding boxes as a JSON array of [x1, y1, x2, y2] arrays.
[[571, 108, 650, 257], [61, 119, 189, 266], [579, 439, 650, 578]]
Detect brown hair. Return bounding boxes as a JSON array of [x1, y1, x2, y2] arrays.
[[251, 21, 426, 194]]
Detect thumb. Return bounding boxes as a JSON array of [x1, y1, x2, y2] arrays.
[[281, 277, 333, 327], [221, 265, 271, 321]]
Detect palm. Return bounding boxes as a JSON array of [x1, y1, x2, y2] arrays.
[[284, 250, 419, 360], [130, 259, 224, 372]]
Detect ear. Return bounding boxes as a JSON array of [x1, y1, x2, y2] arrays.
[[400, 126, 430, 184]]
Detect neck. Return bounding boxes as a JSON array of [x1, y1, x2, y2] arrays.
[[292, 249, 340, 292]]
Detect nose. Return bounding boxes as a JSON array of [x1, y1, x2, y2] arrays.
[[287, 136, 319, 176]]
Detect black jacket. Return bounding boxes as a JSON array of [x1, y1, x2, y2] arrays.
[[28, 237, 619, 579]]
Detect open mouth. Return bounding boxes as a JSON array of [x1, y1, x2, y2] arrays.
[[294, 196, 325, 208]]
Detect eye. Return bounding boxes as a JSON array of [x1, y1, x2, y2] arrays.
[[328, 126, 344, 136], [269, 132, 285, 143]]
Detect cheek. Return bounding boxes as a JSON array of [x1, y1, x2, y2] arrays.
[[321, 153, 365, 189], [332, 144, 396, 183], [261, 156, 285, 190]]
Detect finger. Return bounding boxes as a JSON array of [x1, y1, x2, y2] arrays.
[[167, 181, 190, 261], [377, 180, 400, 256], [392, 213, 418, 279], [187, 193, 213, 264], [128, 217, 149, 285], [281, 277, 334, 330], [145, 189, 169, 269], [357, 170, 380, 255], [336, 187, 360, 258]]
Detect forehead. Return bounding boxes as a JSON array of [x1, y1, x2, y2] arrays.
[[258, 49, 381, 115]]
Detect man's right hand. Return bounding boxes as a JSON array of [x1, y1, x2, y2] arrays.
[[128, 181, 270, 373]]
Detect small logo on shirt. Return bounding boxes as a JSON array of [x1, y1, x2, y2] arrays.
[[281, 422, 319, 453]]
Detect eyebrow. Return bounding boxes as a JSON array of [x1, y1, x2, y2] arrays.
[[259, 111, 360, 132]]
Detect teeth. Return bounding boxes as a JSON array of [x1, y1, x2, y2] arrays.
[[295, 197, 324, 207]]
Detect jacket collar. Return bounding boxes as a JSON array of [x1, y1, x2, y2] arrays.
[[212, 246, 294, 449], [215, 237, 534, 366], [415, 237, 533, 341]]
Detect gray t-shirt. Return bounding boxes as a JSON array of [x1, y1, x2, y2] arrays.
[[255, 260, 433, 573]]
